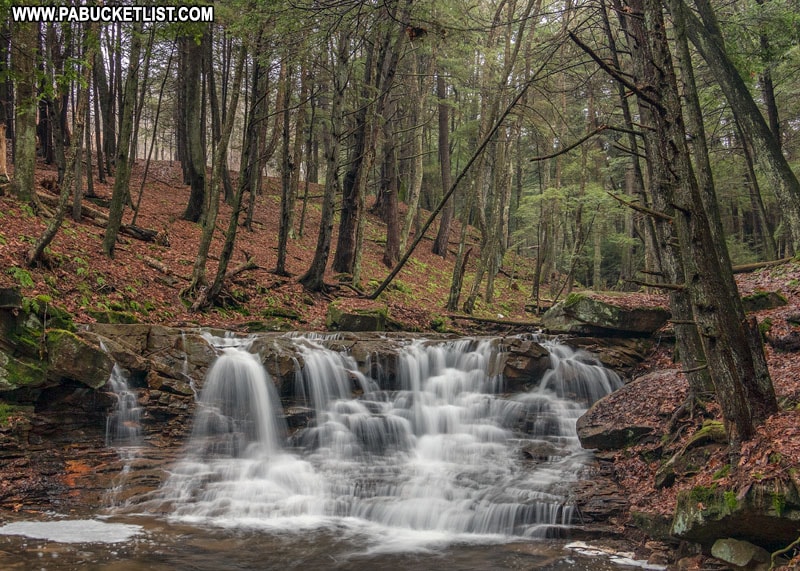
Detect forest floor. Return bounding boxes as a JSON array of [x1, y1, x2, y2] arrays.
[[2, 159, 800, 567], [0, 158, 545, 332]]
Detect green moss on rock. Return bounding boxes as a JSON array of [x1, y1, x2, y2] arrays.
[[741, 290, 788, 313], [0, 350, 48, 391], [326, 300, 388, 332], [46, 329, 114, 389]]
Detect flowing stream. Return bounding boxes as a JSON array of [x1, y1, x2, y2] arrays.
[[0, 334, 663, 570]]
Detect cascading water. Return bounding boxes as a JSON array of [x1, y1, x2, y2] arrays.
[[105, 363, 142, 447], [152, 335, 622, 551]]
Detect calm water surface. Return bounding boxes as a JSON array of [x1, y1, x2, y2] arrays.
[[0, 516, 652, 571]]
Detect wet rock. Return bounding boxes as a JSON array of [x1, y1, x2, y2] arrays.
[[0, 288, 22, 310], [565, 337, 653, 374], [502, 338, 550, 390], [88, 323, 152, 354], [147, 371, 193, 396], [542, 293, 669, 336], [572, 458, 629, 525], [521, 440, 561, 460], [711, 538, 769, 569]]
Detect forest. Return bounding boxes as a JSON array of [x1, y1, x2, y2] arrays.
[[1, 0, 800, 567]]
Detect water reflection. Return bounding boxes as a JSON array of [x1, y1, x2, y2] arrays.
[[0, 518, 656, 571]]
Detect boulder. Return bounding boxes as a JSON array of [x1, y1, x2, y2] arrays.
[[576, 378, 658, 450], [672, 480, 800, 550], [0, 288, 22, 310], [45, 329, 114, 389], [577, 417, 654, 450], [741, 290, 787, 313], [502, 338, 551, 391], [0, 350, 47, 392], [711, 538, 769, 569], [326, 300, 388, 332], [542, 292, 669, 336]]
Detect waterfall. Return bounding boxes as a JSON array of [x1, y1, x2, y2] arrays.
[[151, 335, 621, 549], [105, 363, 142, 447]]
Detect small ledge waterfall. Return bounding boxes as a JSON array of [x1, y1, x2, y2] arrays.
[[149, 335, 621, 549], [105, 363, 142, 448]]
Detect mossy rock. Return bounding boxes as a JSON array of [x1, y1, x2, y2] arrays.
[[22, 295, 74, 331], [542, 292, 670, 336], [741, 290, 787, 313], [686, 420, 727, 449], [46, 329, 114, 389], [326, 300, 388, 332], [672, 479, 800, 550], [261, 307, 300, 320], [0, 350, 48, 392]]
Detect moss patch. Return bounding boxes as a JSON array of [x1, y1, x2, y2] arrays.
[[0, 350, 48, 391], [741, 290, 788, 313]]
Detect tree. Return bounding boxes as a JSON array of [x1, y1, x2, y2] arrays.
[[684, 0, 800, 253], [185, 43, 246, 302], [300, 32, 349, 291], [28, 23, 97, 266], [103, 23, 143, 258], [12, 21, 37, 202], [619, 0, 777, 444], [179, 33, 207, 223], [432, 70, 453, 258], [332, 0, 410, 281]]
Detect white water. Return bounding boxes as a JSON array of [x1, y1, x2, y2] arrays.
[[150, 335, 621, 551], [105, 363, 142, 447]]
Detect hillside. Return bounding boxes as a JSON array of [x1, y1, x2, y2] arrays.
[[0, 159, 536, 332]]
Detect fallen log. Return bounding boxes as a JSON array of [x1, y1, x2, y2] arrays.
[[447, 313, 542, 327], [227, 258, 260, 280], [37, 191, 160, 243], [731, 257, 793, 274]]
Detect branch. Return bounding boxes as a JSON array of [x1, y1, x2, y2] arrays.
[[607, 192, 673, 222], [529, 125, 608, 162], [226, 258, 259, 280], [568, 31, 664, 112]]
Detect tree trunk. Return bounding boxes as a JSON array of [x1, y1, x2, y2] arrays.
[[92, 67, 105, 183], [0, 123, 7, 183], [187, 45, 246, 302], [432, 70, 454, 258], [190, 44, 248, 310], [28, 24, 96, 266], [275, 64, 294, 276], [94, 35, 115, 175], [624, 0, 777, 443], [180, 36, 206, 223], [333, 0, 410, 277], [685, 0, 800, 253], [103, 23, 143, 258], [12, 21, 37, 202], [301, 33, 347, 292], [380, 93, 401, 268]]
